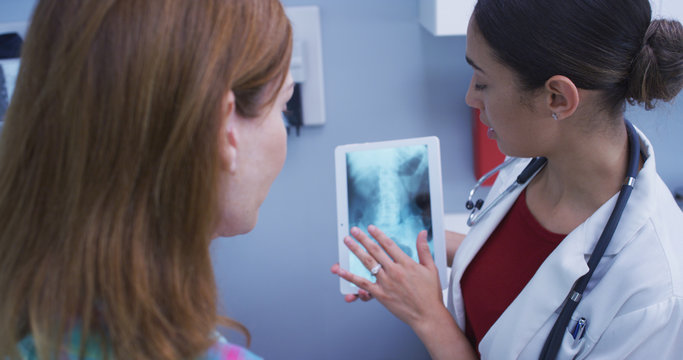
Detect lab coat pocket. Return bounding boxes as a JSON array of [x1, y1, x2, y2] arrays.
[[558, 316, 589, 359], [568, 317, 587, 343]]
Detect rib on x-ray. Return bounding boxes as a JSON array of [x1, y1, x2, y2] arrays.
[[346, 144, 433, 282]]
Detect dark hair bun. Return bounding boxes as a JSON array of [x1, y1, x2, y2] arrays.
[[627, 19, 683, 110]]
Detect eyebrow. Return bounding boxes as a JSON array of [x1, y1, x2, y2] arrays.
[[465, 56, 485, 73]]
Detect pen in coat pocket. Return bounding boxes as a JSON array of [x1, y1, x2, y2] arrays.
[[571, 317, 587, 340]]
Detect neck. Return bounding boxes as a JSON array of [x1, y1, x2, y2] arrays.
[[529, 118, 630, 225]]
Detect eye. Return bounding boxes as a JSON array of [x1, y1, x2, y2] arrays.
[[474, 83, 487, 91]]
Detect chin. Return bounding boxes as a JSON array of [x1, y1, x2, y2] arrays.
[[215, 213, 259, 237], [237, 218, 258, 235]]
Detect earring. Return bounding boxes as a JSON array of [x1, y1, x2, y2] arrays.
[[552, 113, 559, 121]]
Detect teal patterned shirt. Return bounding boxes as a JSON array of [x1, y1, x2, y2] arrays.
[[17, 329, 262, 360]]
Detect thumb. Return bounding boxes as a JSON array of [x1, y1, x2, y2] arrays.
[[416, 230, 435, 269]]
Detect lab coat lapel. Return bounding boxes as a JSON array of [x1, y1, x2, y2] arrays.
[[449, 161, 529, 329]]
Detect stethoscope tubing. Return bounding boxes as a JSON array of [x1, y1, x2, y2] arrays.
[[467, 157, 518, 204], [539, 120, 641, 359], [466, 157, 547, 226]]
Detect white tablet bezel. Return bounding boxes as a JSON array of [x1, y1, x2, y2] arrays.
[[335, 136, 447, 294]]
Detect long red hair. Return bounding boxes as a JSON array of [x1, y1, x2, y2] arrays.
[[0, 0, 291, 358]]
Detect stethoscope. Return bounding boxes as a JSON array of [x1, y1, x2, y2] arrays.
[[465, 156, 547, 226], [464, 120, 641, 360]]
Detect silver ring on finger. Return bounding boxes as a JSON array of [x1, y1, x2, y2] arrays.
[[370, 263, 382, 276]]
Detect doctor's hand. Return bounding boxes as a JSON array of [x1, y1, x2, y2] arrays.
[[333, 225, 477, 360], [333, 225, 444, 329], [330, 264, 374, 302], [332, 228, 463, 302]]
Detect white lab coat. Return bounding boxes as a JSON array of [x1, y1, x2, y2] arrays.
[[447, 127, 683, 359]]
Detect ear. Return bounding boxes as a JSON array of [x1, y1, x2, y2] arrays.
[[544, 75, 580, 120], [219, 91, 239, 174]]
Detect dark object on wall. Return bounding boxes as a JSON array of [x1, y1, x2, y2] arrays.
[[0, 32, 23, 122], [0, 33, 22, 59], [0, 66, 8, 122], [283, 83, 303, 136]]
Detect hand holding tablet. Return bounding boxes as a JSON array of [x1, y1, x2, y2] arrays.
[[334, 136, 447, 295]]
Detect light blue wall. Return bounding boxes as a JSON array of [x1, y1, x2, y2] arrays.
[[628, 106, 683, 189], [3, 0, 682, 359], [0, 0, 35, 23]]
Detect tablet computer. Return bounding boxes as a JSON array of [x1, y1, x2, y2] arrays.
[[335, 136, 447, 294]]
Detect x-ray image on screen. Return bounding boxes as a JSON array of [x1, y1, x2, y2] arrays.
[[346, 144, 433, 282]]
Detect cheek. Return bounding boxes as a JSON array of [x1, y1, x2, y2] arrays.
[[482, 94, 515, 125], [274, 121, 287, 170], [267, 113, 287, 173]]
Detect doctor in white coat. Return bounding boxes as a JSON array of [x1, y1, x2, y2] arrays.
[[332, 0, 683, 359], [449, 137, 683, 359]]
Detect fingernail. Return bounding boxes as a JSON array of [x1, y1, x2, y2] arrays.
[[344, 236, 352, 245], [368, 224, 376, 232], [337, 268, 346, 276], [350, 227, 359, 235]]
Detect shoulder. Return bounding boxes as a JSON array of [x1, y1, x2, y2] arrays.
[[202, 334, 263, 360], [574, 189, 683, 357], [599, 127, 683, 298], [623, 136, 683, 297], [596, 173, 683, 313], [627, 198, 683, 299]]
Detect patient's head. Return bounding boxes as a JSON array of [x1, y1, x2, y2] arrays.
[[0, 0, 292, 358]]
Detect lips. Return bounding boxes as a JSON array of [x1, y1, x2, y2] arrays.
[[477, 112, 495, 139], [480, 119, 495, 139]]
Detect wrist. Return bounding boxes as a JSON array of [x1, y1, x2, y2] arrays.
[[412, 304, 454, 338], [412, 306, 477, 360]]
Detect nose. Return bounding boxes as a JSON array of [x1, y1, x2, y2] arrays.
[[465, 76, 478, 109]]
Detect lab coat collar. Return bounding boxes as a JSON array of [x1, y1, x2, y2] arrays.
[[574, 125, 655, 256]]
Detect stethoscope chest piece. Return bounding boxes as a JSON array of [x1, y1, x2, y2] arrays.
[[466, 157, 547, 226]]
